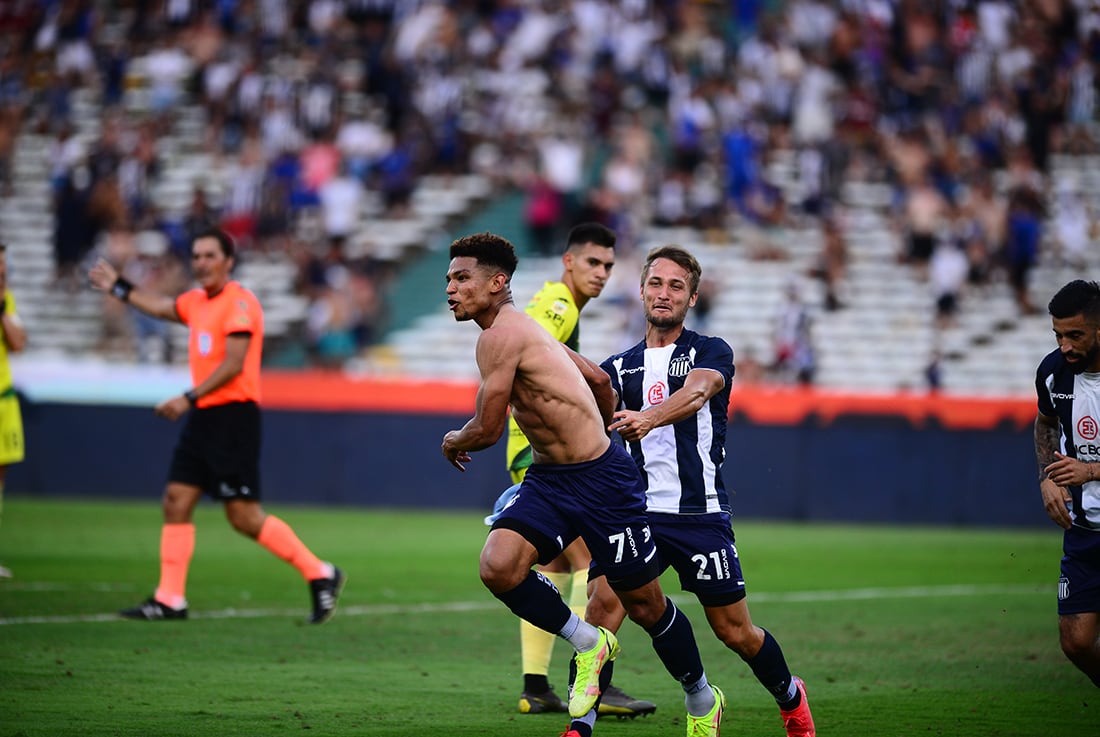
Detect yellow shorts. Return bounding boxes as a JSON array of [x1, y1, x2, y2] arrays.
[[505, 416, 531, 486], [0, 392, 24, 466]]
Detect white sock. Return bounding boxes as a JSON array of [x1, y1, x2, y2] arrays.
[[558, 612, 600, 652], [685, 677, 715, 716]]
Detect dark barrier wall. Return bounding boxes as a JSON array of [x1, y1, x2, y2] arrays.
[[9, 399, 1045, 527], [9, 402, 508, 512]]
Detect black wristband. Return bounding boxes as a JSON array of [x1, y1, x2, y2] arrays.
[[110, 277, 134, 302], [0, 296, 6, 315], [184, 389, 199, 406]]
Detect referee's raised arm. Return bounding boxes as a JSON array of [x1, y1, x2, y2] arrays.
[[88, 257, 180, 322]]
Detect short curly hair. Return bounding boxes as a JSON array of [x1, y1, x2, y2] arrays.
[[1049, 280, 1100, 323], [449, 232, 518, 278]]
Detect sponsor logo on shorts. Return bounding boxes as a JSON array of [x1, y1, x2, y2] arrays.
[[625, 526, 639, 559]]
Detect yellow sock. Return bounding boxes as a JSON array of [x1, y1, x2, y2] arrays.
[[522, 570, 572, 675], [568, 569, 588, 616]]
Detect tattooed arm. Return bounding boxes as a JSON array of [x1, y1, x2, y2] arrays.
[[1036, 412, 1073, 530]]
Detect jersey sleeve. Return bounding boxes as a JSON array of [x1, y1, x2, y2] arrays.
[[695, 336, 735, 385], [600, 354, 625, 408], [174, 290, 199, 326], [1036, 350, 1059, 417], [224, 291, 259, 336], [525, 284, 578, 343]]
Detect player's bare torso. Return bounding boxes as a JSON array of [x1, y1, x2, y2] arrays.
[[479, 308, 609, 467]]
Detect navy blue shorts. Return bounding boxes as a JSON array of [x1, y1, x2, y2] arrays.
[[1059, 526, 1100, 615], [491, 443, 661, 591], [168, 401, 262, 501], [591, 511, 747, 607]]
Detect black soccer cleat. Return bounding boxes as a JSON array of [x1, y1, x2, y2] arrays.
[[597, 684, 657, 719], [308, 566, 345, 624], [119, 597, 188, 621], [518, 686, 569, 714]]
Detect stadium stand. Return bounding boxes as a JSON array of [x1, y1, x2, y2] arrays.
[[1, 1, 1097, 398]]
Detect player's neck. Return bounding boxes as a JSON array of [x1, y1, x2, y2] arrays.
[[203, 280, 229, 298], [561, 275, 588, 311], [645, 323, 683, 348], [478, 294, 515, 330]]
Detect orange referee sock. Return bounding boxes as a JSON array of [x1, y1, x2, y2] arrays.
[[257, 515, 327, 581], [154, 522, 195, 610]]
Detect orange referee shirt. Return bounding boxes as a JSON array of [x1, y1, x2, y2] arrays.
[[175, 281, 264, 407]]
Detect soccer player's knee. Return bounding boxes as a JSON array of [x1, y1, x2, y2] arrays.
[[587, 582, 621, 621], [718, 623, 760, 656], [478, 552, 521, 593], [621, 591, 665, 629], [225, 504, 264, 538], [1061, 632, 1095, 662]]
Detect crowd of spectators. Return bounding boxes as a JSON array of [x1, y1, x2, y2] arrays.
[[0, 0, 1097, 379]]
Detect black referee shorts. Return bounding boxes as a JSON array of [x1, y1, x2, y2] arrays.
[[168, 401, 262, 501]]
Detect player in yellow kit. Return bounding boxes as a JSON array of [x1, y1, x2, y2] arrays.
[[499, 223, 656, 718], [0, 243, 27, 579]]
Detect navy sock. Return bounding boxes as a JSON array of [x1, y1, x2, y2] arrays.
[[567, 718, 595, 737], [645, 597, 706, 686], [743, 629, 797, 708], [493, 571, 572, 635]]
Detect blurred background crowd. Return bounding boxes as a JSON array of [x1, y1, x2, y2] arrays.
[[0, 0, 1097, 391]]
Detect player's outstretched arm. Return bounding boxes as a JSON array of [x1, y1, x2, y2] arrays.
[[89, 258, 180, 322], [610, 367, 724, 443]]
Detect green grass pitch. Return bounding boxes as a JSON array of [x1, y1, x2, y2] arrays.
[[0, 497, 1094, 736]]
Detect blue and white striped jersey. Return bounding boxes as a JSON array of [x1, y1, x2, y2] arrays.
[[1037, 347, 1100, 534], [601, 329, 734, 515]]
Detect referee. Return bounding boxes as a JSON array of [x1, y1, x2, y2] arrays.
[[89, 228, 344, 623]]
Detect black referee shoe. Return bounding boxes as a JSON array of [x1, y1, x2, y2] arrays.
[[119, 597, 188, 621], [308, 566, 345, 624]]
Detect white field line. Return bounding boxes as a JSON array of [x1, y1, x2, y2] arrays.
[[0, 583, 1046, 626]]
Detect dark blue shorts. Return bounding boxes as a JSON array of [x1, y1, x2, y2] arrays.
[[1059, 526, 1100, 615], [591, 511, 747, 607], [491, 443, 660, 591]]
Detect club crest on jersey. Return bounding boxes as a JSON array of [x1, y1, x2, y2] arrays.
[[1079, 415, 1098, 441], [551, 300, 568, 315], [198, 332, 213, 356], [669, 355, 692, 378], [648, 381, 667, 405]]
